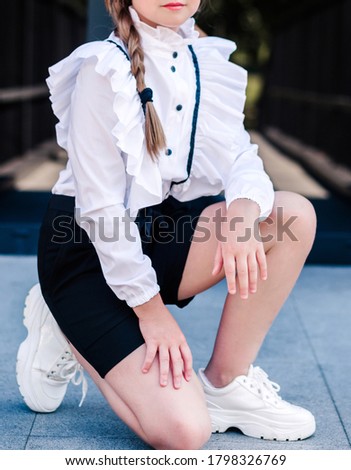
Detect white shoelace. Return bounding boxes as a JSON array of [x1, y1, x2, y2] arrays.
[[47, 350, 88, 407], [248, 366, 282, 404]]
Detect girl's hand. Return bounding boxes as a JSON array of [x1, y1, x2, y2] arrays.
[[133, 294, 193, 389], [212, 199, 268, 299]]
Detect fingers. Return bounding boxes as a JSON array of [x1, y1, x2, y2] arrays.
[[236, 256, 249, 299], [223, 251, 236, 295], [180, 342, 193, 382], [257, 246, 268, 281], [158, 345, 170, 387], [212, 242, 223, 276], [163, 343, 193, 389], [170, 347, 184, 389], [223, 246, 268, 299], [141, 342, 157, 374], [248, 251, 258, 294], [143, 342, 193, 390]]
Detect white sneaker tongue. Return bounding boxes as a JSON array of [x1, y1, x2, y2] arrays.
[[251, 367, 282, 401]]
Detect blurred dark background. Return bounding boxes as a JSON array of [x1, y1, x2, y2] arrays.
[[0, 0, 350, 263], [0, 0, 86, 166]]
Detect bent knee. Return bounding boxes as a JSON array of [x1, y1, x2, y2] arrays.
[[270, 191, 317, 245], [148, 414, 212, 450]]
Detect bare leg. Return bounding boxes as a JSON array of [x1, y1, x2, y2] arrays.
[[70, 343, 211, 450], [67, 191, 315, 447], [178, 191, 317, 387]]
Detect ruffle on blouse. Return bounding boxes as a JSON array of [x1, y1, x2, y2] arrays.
[[47, 25, 249, 215], [46, 38, 163, 217], [190, 36, 248, 190]]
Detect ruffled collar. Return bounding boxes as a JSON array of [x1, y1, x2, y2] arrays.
[[129, 6, 199, 48]]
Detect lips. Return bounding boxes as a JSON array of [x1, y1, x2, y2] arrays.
[[163, 3, 185, 7]]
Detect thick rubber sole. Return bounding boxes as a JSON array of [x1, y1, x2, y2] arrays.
[[210, 409, 316, 441], [16, 284, 58, 413]]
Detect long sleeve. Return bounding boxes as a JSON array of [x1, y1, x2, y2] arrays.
[[224, 126, 275, 219], [67, 58, 160, 308]]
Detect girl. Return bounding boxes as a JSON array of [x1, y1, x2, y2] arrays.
[[17, 0, 317, 450]]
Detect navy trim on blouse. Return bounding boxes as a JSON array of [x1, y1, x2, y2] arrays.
[[107, 40, 201, 188], [106, 39, 131, 62], [170, 44, 201, 188]]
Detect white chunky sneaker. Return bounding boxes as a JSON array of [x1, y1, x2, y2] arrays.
[[198, 365, 316, 441], [16, 283, 88, 413]]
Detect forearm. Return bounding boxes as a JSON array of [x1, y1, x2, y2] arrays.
[[227, 198, 260, 225], [133, 293, 166, 320]]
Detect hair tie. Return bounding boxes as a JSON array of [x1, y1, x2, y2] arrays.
[[139, 88, 153, 113]]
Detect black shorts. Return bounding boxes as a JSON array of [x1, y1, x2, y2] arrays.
[[37, 193, 224, 377]]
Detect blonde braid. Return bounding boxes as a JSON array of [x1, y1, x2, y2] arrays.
[[105, 0, 166, 159]]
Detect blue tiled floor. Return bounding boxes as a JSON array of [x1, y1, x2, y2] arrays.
[[1, 256, 350, 450]]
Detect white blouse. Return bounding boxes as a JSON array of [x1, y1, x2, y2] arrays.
[[46, 7, 274, 308]]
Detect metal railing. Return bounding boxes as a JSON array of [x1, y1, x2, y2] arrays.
[[268, 87, 351, 112], [0, 85, 48, 105]]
